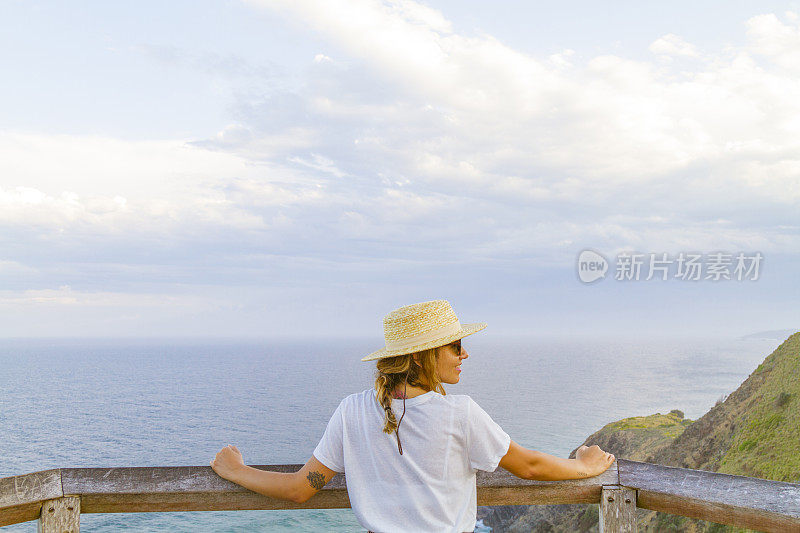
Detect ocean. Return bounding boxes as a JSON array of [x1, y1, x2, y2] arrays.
[[0, 335, 782, 532]]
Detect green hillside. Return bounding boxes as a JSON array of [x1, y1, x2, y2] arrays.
[[651, 332, 800, 482], [717, 333, 800, 481], [482, 332, 800, 532]]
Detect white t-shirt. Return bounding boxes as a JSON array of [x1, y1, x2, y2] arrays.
[[312, 388, 511, 533]]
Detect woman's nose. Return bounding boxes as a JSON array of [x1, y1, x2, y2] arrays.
[[461, 349, 469, 359]]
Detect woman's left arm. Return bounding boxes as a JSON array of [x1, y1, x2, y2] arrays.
[[210, 445, 338, 503]]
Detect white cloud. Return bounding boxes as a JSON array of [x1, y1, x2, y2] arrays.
[[0, 131, 340, 233], [0, 131, 259, 199], [0, 285, 210, 307], [240, 2, 800, 202], [746, 11, 800, 71], [548, 48, 575, 69], [649, 33, 700, 57], [0, 259, 35, 275], [287, 153, 351, 178], [133, 43, 283, 79], [2, 2, 799, 333], [6, 3, 795, 271]]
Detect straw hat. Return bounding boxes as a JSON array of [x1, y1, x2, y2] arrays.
[[361, 299, 487, 362]]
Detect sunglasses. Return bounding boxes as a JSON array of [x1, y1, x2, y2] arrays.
[[449, 340, 462, 356]]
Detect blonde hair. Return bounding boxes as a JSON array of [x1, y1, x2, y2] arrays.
[[374, 346, 447, 453]]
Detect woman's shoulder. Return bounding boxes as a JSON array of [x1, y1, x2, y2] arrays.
[[441, 394, 496, 419], [337, 388, 377, 408], [436, 392, 476, 410]]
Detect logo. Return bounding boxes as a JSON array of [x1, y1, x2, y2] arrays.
[[577, 249, 608, 283], [575, 250, 763, 283]]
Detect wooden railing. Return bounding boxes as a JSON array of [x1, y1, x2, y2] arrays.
[[2, 459, 799, 532]]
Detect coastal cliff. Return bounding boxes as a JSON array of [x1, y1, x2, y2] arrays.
[[479, 332, 800, 532]]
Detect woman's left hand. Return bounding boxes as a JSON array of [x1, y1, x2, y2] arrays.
[[210, 444, 245, 481]]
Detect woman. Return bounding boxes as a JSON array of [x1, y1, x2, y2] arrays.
[[211, 299, 616, 532]]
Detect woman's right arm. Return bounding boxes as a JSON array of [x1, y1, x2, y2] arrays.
[[498, 441, 615, 481]]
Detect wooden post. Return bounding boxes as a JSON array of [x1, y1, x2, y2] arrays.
[[38, 496, 80, 533], [599, 485, 636, 532]]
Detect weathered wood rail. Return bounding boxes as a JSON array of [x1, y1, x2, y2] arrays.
[[1, 459, 799, 532]]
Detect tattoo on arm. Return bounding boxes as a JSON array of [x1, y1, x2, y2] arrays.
[[306, 471, 326, 490]]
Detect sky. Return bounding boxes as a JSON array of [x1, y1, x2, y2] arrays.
[[1, 0, 798, 339]]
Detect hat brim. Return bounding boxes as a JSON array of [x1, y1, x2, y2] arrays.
[[361, 322, 487, 362]]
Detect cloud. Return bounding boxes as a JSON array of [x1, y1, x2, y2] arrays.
[[0, 285, 217, 308], [237, 2, 800, 202], [2, 2, 799, 333], [649, 33, 700, 57], [231, 2, 799, 219], [745, 11, 800, 72], [0, 131, 260, 199], [288, 153, 351, 178], [133, 43, 286, 79]]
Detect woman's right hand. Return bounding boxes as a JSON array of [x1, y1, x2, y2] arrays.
[[575, 444, 615, 476]]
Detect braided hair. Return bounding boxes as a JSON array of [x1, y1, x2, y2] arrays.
[[374, 346, 446, 455]]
